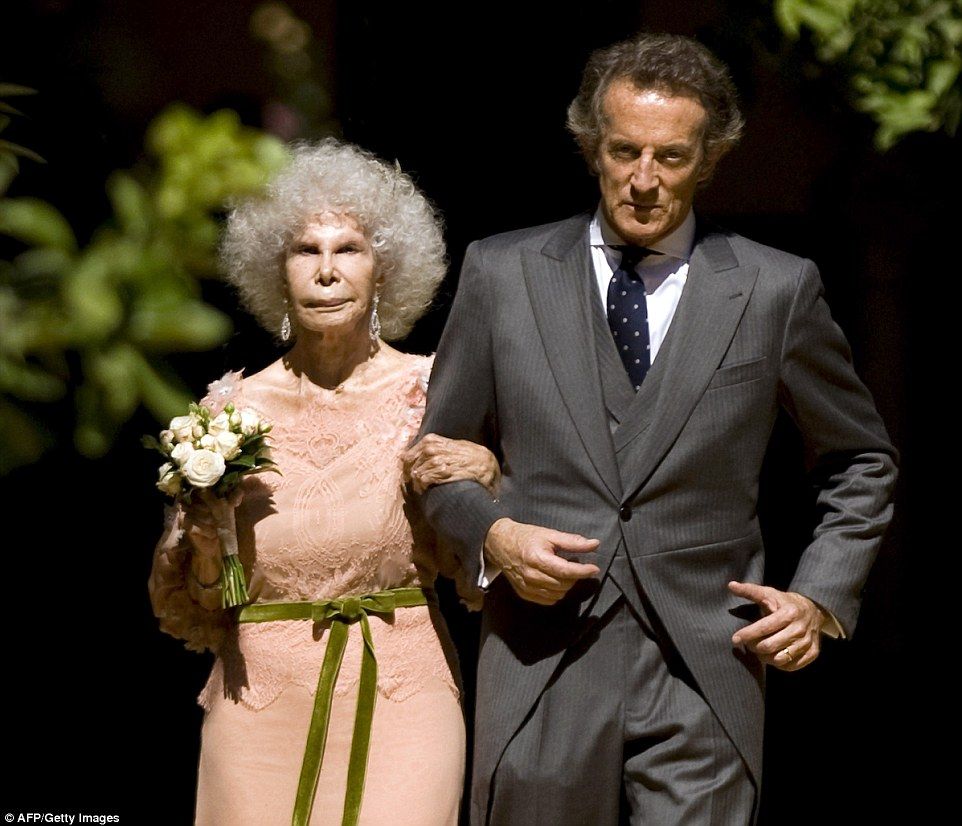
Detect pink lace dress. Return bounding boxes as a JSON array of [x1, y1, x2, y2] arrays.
[[149, 352, 466, 825]]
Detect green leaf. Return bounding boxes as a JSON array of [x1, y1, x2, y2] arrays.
[[0, 397, 50, 474], [0, 84, 37, 97], [128, 298, 232, 351], [141, 434, 168, 455], [145, 104, 201, 156], [107, 172, 152, 238], [62, 255, 123, 339], [0, 153, 18, 196], [0, 101, 25, 117], [0, 140, 45, 164], [0, 198, 76, 251], [248, 462, 281, 477], [774, 0, 804, 38], [217, 470, 242, 492], [935, 17, 962, 45], [229, 454, 257, 469], [927, 58, 961, 98], [87, 344, 141, 421], [240, 433, 266, 451], [0, 356, 65, 401], [12, 247, 73, 279]]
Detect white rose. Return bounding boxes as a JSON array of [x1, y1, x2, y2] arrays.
[[240, 408, 261, 436], [156, 462, 182, 495], [208, 411, 231, 436], [197, 431, 241, 460], [214, 430, 242, 460], [238, 409, 260, 436], [169, 414, 199, 443], [229, 409, 242, 429], [182, 449, 226, 488], [160, 430, 174, 450], [170, 442, 195, 466]]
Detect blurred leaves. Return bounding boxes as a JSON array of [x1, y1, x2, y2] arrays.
[[775, 0, 962, 148], [0, 102, 287, 471], [0, 85, 42, 196]]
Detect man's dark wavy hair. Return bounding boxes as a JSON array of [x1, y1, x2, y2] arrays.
[[567, 33, 744, 171]]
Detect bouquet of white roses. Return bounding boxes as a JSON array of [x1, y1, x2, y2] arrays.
[[144, 401, 277, 607]]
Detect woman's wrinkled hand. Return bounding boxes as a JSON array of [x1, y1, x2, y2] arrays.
[[183, 488, 244, 587], [402, 434, 501, 496]]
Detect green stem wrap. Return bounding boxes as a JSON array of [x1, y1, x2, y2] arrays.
[[205, 493, 249, 608], [237, 587, 431, 826]]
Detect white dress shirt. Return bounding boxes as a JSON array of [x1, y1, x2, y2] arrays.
[[590, 205, 695, 364]]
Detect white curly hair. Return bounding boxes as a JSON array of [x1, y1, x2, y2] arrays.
[[220, 138, 447, 341]]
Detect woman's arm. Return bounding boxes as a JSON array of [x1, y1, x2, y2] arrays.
[[402, 433, 501, 496], [147, 498, 232, 653]]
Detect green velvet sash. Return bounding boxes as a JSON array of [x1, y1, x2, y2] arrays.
[[237, 587, 431, 826]]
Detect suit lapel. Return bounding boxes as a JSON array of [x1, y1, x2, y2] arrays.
[[614, 229, 759, 500], [521, 215, 622, 500]]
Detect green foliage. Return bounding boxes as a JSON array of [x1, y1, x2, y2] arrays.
[[0, 103, 288, 471], [0, 85, 43, 196], [775, 0, 962, 148]]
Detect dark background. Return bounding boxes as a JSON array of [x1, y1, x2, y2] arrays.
[[2, 0, 949, 823]]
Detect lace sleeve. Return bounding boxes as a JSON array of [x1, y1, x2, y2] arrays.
[[148, 503, 231, 653]]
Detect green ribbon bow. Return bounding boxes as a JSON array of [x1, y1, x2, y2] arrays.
[[237, 587, 431, 826]]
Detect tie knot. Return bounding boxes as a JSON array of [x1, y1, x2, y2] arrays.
[[615, 245, 653, 275]]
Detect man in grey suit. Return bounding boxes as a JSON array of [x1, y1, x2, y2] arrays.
[[413, 32, 897, 825]]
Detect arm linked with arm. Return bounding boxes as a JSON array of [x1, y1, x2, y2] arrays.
[[418, 241, 507, 586]]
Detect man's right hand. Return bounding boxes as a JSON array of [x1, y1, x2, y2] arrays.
[[484, 517, 601, 605]]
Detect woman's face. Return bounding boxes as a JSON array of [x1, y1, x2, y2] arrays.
[[284, 212, 379, 341]]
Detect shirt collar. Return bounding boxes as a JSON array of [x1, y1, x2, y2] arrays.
[[589, 205, 696, 262]]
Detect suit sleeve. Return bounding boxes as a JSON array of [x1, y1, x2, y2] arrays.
[[418, 241, 507, 586], [778, 260, 899, 636]]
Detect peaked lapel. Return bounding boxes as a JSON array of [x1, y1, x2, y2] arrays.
[[615, 228, 759, 501], [521, 215, 622, 501]]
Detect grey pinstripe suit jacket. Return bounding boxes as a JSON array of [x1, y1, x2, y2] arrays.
[[418, 212, 897, 822]]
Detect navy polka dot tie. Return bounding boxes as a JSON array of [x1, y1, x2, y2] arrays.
[[607, 246, 654, 390]]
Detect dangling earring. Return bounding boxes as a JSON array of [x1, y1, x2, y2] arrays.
[[369, 292, 381, 342], [280, 312, 292, 343]]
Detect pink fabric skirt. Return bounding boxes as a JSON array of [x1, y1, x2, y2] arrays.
[[195, 676, 465, 825]]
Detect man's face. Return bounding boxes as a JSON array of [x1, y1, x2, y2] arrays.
[[596, 79, 715, 247]]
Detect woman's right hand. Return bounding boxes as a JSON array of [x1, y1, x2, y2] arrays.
[[402, 434, 501, 496], [183, 488, 244, 586]]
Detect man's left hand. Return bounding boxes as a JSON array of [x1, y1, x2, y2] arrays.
[[728, 581, 826, 671]]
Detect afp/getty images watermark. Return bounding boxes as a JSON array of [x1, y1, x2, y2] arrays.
[[5, 815, 120, 824]]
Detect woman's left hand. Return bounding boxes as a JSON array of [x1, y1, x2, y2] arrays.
[[403, 433, 501, 496]]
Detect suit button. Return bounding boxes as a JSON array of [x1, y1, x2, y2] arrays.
[[619, 505, 631, 521]]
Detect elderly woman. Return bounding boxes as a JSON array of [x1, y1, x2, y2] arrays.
[[149, 139, 498, 826]]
